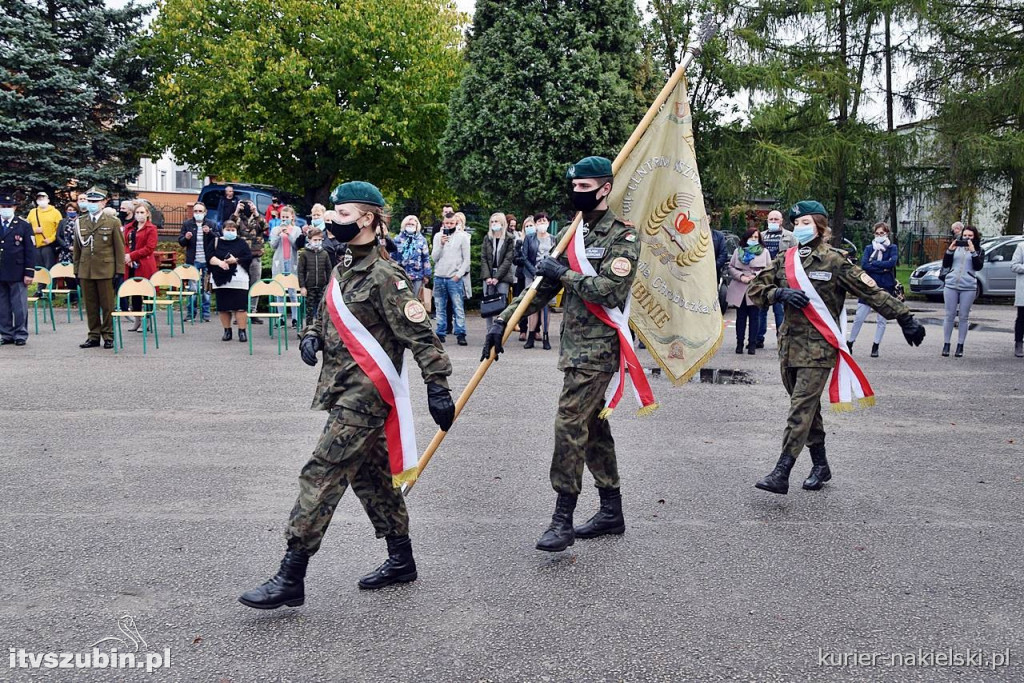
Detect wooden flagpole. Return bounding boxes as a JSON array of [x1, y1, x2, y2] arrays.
[[403, 17, 720, 495]]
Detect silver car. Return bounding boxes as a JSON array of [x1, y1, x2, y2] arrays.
[[910, 236, 1023, 300]]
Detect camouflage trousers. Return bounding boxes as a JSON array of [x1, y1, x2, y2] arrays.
[[780, 364, 831, 458], [304, 286, 325, 326], [285, 407, 409, 555], [550, 368, 620, 495]]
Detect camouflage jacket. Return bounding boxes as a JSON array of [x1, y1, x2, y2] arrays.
[[305, 243, 452, 417], [499, 209, 639, 373], [748, 241, 910, 368], [236, 214, 266, 254]]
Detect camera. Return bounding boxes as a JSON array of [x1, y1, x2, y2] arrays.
[[956, 238, 968, 247]]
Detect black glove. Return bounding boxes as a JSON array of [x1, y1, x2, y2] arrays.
[[299, 335, 322, 366], [427, 382, 455, 432], [537, 256, 568, 281], [897, 313, 926, 346], [774, 287, 810, 309], [481, 319, 506, 362]]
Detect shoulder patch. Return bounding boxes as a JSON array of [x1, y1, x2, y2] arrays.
[[860, 272, 877, 288], [395, 279, 408, 291], [625, 233, 636, 242], [404, 299, 427, 323], [610, 257, 632, 277]]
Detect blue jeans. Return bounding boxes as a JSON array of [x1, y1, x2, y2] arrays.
[[0, 280, 28, 342], [434, 276, 466, 336], [757, 302, 784, 342], [193, 261, 211, 319]]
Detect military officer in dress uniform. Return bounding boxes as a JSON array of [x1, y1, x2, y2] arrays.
[[747, 201, 926, 494], [239, 181, 455, 610], [482, 155, 642, 552], [0, 192, 37, 346], [73, 187, 125, 349]]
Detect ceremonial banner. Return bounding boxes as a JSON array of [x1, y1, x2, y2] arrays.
[[608, 79, 724, 385]]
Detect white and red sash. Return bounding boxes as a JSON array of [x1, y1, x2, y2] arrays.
[[566, 227, 657, 419], [325, 276, 418, 486], [784, 247, 875, 411]]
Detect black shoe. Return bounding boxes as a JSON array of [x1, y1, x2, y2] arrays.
[[238, 329, 247, 343], [755, 454, 797, 495], [575, 487, 625, 539], [756, 339, 765, 349], [437, 334, 446, 343], [941, 343, 950, 357], [80, 339, 100, 348], [954, 343, 964, 358], [457, 334, 467, 346], [524, 332, 536, 349], [222, 328, 232, 341], [103, 340, 114, 349], [238, 547, 309, 609], [357, 535, 418, 590], [735, 342, 744, 354], [802, 446, 832, 491], [536, 492, 577, 552], [747, 344, 756, 355], [292, 318, 298, 329], [0, 339, 13, 345], [251, 317, 264, 325], [1015, 341, 1023, 358], [870, 343, 879, 358], [846, 340, 854, 352], [542, 333, 551, 350], [14, 340, 26, 346]]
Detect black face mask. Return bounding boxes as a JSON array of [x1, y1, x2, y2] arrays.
[[326, 219, 361, 243], [571, 186, 607, 212]]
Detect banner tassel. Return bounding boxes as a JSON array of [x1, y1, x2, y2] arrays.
[[635, 403, 660, 417]]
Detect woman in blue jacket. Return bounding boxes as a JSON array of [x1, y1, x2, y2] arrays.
[[848, 222, 899, 357]]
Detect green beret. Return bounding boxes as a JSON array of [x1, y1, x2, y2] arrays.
[[330, 181, 385, 207], [788, 200, 828, 221], [565, 156, 613, 180], [84, 186, 108, 201]]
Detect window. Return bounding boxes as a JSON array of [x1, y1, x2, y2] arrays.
[[991, 243, 1018, 262], [174, 170, 203, 191]]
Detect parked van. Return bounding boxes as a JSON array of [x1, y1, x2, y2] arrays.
[[198, 183, 309, 228]]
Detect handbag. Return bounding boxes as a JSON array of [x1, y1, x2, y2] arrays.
[[479, 284, 506, 318]]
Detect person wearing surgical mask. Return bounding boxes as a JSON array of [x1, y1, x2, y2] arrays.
[[73, 186, 125, 349], [480, 212, 515, 329], [208, 219, 254, 342], [178, 201, 219, 322], [28, 191, 62, 270], [296, 227, 332, 326], [121, 204, 159, 330], [521, 212, 554, 349], [270, 205, 301, 328], [393, 215, 431, 297], [727, 228, 772, 355], [0, 191, 37, 346], [848, 222, 899, 357], [232, 200, 268, 322], [755, 209, 797, 348]]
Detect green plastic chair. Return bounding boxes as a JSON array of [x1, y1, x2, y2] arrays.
[[26, 267, 56, 334], [247, 279, 288, 355], [112, 277, 159, 354], [48, 262, 83, 323], [146, 270, 186, 337]]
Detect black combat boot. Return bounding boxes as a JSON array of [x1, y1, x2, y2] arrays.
[[747, 342, 756, 355], [238, 546, 309, 609], [574, 487, 625, 539], [802, 446, 832, 491], [754, 454, 797, 495], [954, 343, 964, 358], [870, 342, 879, 358], [524, 332, 536, 349], [357, 535, 418, 590], [542, 333, 551, 350], [536, 492, 578, 552], [941, 343, 950, 357]]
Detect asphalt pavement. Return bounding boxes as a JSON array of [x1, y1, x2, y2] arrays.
[[1, 300, 1022, 682]]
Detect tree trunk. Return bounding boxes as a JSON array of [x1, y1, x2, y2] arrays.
[[1008, 166, 1024, 235], [885, 9, 898, 237], [833, 0, 849, 245], [305, 178, 335, 210]]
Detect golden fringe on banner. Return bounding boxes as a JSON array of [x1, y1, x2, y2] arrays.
[[830, 395, 876, 413], [630, 320, 726, 388]]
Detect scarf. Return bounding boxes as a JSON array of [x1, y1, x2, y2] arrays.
[[871, 238, 890, 261], [784, 247, 874, 411], [566, 226, 658, 418], [740, 243, 764, 265], [325, 275, 418, 487]]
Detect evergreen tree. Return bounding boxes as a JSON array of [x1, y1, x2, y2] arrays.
[[440, 0, 648, 215], [0, 0, 150, 203]]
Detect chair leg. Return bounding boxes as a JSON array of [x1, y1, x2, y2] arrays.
[[48, 300, 56, 331], [248, 319, 253, 355], [33, 302, 39, 335], [153, 310, 159, 349], [178, 301, 184, 333], [114, 316, 121, 353]]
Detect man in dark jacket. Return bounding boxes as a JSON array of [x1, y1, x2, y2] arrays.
[[0, 192, 38, 345], [178, 201, 220, 321], [217, 186, 240, 226]]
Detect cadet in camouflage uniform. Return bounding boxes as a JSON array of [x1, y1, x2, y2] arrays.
[[747, 201, 925, 494], [73, 187, 125, 349], [240, 182, 455, 610], [482, 156, 640, 552]]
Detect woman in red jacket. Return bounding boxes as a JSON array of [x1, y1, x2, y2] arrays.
[[123, 203, 159, 331]]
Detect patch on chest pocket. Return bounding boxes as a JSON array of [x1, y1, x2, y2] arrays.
[[807, 271, 832, 281], [585, 247, 606, 259], [404, 299, 427, 323], [610, 257, 632, 277], [860, 272, 877, 287]]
